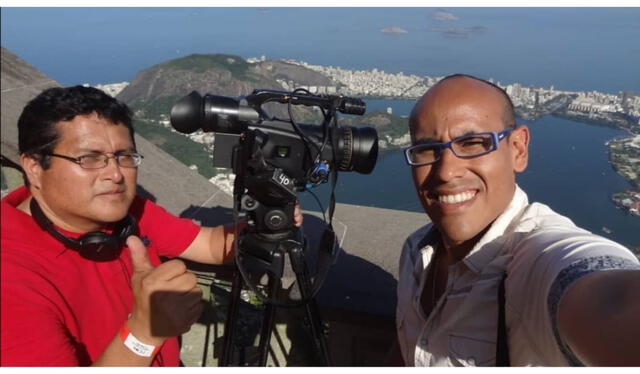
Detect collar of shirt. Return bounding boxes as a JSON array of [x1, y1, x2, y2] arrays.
[[462, 185, 529, 275]]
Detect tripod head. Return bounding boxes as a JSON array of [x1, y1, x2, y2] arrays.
[[234, 129, 298, 236], [231, 127, 332, 307]]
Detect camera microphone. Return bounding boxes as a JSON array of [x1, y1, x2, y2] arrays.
[[337, 97, 366, 115]]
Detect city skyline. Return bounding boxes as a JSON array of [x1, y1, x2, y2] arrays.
[[93, 55, 640, 126]]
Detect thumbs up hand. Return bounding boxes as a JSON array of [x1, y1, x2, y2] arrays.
[[129, 235, 154, 274], [126, 235, 204, 346]]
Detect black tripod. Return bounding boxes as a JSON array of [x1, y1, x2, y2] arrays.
[[216, 127, 335, 366], [219, 229, 332, 366]]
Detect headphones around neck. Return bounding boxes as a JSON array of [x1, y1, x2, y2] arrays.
[[29, 198, 138, 262]]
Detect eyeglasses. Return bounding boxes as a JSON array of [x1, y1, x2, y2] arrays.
[[46, 152, 144, 169], [404, 126, 515, 166]]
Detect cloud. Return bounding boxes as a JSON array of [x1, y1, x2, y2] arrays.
[[380, 26, 408, 35], [427, 25, 487, 39], [431, 10, 459, 22], [467, 26, 487, 33], [443, 28, 469, 39], [427, 10, 486, 39]]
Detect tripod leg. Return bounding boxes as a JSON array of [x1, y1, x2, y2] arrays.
[[300, 282, 332, 366], [257, 275, 280, 366], [290, 248, 332, 366], [220, 269, 243, 366]]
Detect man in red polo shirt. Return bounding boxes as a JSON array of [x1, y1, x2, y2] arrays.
[[1, 86, 301, 366]]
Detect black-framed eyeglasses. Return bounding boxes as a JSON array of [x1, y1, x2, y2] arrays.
[[45, 152, 144, 169], [404, 126, 516, 166]]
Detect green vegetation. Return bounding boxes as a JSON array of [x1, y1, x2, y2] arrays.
[[160, 54, 259, 82], [133, 119, 217, 179], [131, 96, 181, 120], [366, 111, 410, 139], [342, 110, 409, 148], [608, 137, 640, 189]]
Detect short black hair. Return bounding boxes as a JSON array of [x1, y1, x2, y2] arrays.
[[435, 73, 516, 126], [18, 85, 135, 169]]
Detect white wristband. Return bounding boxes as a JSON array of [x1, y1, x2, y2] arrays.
[[119, 323, 160, 357]]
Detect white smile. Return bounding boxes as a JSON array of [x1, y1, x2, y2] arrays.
[[438, 191, 477, 204]]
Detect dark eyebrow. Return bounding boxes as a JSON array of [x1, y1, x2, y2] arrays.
[[414, 137, 441, 146], [452, 129, 483, 139], [75, 147, 136, 155], [74, 148, 104, 155], [414, 129, 481, 145]]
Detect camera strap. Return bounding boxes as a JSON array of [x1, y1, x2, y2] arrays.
[[298, 112, 343, 301], [496, 273, 510, 366]]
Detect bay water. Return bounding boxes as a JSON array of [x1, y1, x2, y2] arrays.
[[299, 99, 640, 249]]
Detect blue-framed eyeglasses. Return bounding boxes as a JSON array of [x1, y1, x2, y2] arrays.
[[404, 126, 516, 166]]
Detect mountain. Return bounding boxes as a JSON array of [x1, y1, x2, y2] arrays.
[[117, 54, 333, 119], [1, 47, 59, 168], [116, 53, 410, 153]]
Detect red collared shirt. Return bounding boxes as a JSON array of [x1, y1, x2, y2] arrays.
[[1, 186, 200, 366]]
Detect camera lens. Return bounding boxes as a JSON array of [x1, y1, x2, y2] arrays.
[[349, 126, 378, 174], [335, 126, 378, 174]]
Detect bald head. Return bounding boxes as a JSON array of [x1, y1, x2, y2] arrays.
[[410, 74, 515, 136], [406, 74, 530, 252]]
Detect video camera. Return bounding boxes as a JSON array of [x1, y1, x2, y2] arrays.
[[171, 88, 378, 183], [170, 88, 378, 234]]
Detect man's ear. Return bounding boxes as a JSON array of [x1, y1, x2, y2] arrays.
[[20, 154, 44, 189], [510, 125, 530, 173]]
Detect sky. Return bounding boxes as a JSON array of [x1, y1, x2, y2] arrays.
[[1, 5, 639, 94]]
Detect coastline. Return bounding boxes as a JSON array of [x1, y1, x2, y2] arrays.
[[607, 135, 640, 218]]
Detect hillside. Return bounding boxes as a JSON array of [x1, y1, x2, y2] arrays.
[[1, 47, 59, 168], [117, 54, 334, 119], [116, 53, 409, 174]]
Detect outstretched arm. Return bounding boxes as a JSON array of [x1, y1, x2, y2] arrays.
[[557, 269, 640, 366]]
